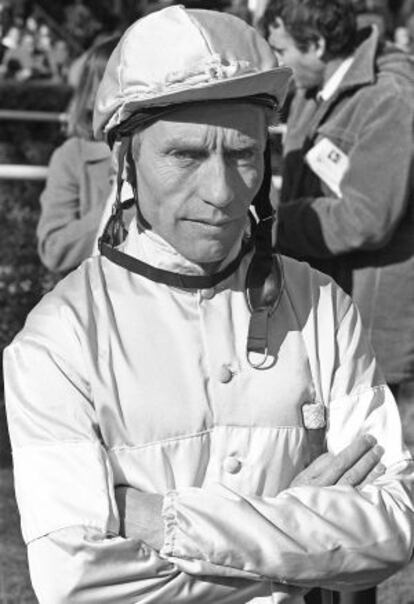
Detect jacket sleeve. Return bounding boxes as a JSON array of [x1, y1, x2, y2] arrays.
[[3, 303, 273, 604], [277, 89, 414, 258], [159, 292, 414, 591], [36, 139, 106, 273]]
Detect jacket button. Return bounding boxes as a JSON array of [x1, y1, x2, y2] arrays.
[[201, 287, 215, 300], [223, 456, 242, 474], [218, 364, 233, 383]]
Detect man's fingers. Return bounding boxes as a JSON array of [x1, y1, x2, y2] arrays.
[[337, 446, 384, 486], [289, 434, 383, 488], [322, 434, 378, 484], [289, 452, 333, 487], [358, 462, 387, 488]]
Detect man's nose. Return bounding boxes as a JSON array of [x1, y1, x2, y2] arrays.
[[199, 155, 235, 208]]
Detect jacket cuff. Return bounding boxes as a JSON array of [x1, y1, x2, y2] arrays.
[[161, 490, 179, 557]]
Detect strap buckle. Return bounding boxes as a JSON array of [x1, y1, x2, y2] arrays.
[[245, 252, 284, 369]]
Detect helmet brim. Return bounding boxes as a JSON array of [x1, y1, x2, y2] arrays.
[[95, 66, 292, 140]]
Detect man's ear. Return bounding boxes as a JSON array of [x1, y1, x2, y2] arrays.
[[314, 36, 326, 60], [274, 16, 284, 29]]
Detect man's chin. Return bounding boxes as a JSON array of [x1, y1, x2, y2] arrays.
[[179, 241, 233, 268], [185, 248, 228, 266], [170, 223, 245, 267]]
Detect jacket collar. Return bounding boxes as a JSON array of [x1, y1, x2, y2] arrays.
[[79, 139, 111, 163], [318, 56, 354, 102], [302, 27, 380, 140], [336, 26, 380, 93]]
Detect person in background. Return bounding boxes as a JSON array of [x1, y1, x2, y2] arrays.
[[4, 6, 414, 604], [394, 3, 414, 53], [394, 23, 412, 50], [262, 2, 414, 599], [352, 0, 392, 37], [24, 14, 38, 36], [0, 1, 13, 58], [0, 30, 35, 80], [63, 0, 101, 48], [1, 22, 21, 55], [36, 35, 119, 274], [48, 38, 71, 83]]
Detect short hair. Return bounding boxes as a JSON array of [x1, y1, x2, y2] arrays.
[[261, 0, 358, 59], [67, 35, 120, 140]]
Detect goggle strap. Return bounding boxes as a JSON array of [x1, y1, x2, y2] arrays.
[[247, 307, 269, 355], [245, 143, 283, 368], [98, 138, 131, 253]]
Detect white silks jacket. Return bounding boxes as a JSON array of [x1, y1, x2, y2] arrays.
[[4, 223, 414, 604]]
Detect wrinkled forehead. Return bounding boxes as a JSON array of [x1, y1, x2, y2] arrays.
[[136, 101, 269, 146]]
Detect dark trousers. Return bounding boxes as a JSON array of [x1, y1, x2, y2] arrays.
[[305, 587, 376, 603]]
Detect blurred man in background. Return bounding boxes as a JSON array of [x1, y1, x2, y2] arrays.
[[263, 3, 414, 599], [263, 0, 414, 442]]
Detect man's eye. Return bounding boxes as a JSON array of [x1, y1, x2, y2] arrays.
[[228, 149, 257, 162], [172, 150, 206, 161]]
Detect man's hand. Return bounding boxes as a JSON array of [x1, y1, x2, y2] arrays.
[[290, 434, 385, 488]]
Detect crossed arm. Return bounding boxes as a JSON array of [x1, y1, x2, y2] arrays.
[[116, 434, 386, 551]]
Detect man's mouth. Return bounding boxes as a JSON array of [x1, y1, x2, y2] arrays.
[[183, 217, 237, 228]]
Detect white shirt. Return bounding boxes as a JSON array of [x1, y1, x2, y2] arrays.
[[318, 56, 354, 102], [4, 225, 414, 603]]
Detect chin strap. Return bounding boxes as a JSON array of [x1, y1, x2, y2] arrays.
[[99, 230, 253, 289], [98, 137, 132, 250], [245, 142, 284, 369]]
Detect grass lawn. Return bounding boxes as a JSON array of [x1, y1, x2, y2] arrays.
[[0, 468, 35, 603]]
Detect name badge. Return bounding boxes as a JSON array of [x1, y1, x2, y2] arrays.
[[305, 137, 349, 197]]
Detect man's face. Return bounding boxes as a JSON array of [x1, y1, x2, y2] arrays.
[[132, 102, 267, 267], [268, 19, 325, 89]]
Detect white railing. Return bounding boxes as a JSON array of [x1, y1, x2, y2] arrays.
[[0, 165, 48, 180], [0, 109, 68, 123], [0, 116, 285, 182], [0, 109, 68, 180]]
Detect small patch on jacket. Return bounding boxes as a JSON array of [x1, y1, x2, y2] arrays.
[[301, 400, 326, 430]]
